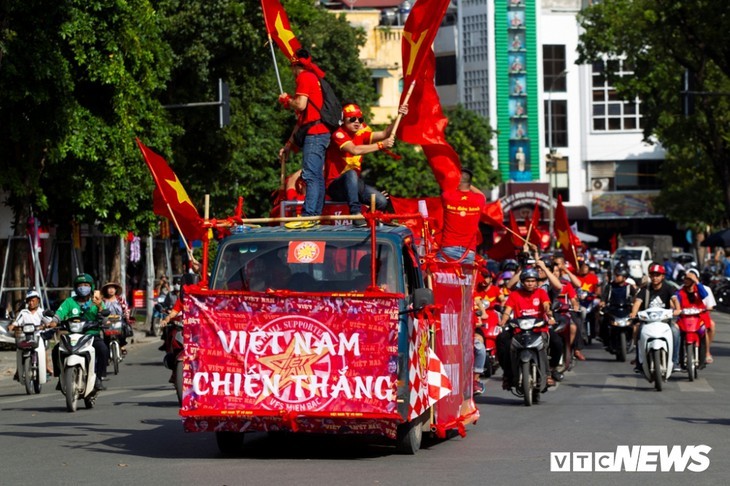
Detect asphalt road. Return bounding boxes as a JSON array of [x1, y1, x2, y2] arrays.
[[0, 316, 728, 486]]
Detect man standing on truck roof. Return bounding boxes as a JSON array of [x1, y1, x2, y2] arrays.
[[437, 168, 486, 265]]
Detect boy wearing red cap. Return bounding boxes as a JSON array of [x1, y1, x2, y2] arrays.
[[325, 102, 407, 224]]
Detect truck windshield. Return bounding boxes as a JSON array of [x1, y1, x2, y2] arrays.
[[614, 249, 643, 260], [211, 237, 400, 293]]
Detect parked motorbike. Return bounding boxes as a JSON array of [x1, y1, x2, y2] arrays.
[[163, 318, 185, 406], [150, 295, 169, 337], [13, 311, 51, 395], [508, 316, 548, 406], [637, 308, 675, 391], [604, 304, 633, 362], [676, 308, 707, 381], [58, 311, 109, 412], [474, 299, 501, 377], [103, 314, 125, 375]]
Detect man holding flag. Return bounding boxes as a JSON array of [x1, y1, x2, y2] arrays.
[[278, 48, 331, 228], [437, 168, 486, 264]]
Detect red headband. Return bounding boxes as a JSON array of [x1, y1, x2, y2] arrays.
[[291, 56, 326, 79]]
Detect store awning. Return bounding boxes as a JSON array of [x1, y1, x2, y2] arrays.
[[370, 69, 393, 78]]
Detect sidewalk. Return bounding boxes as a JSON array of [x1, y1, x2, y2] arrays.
[[0, 322, 158, 383]]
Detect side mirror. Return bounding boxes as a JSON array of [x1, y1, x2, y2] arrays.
[[43, 309, 56, 318], [413, 287, 434, 309]]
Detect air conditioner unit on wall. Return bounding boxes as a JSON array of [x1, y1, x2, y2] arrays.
[[592, 178, 611, 192]]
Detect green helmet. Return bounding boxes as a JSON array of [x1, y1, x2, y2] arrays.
[[73, 273, 95, 291]]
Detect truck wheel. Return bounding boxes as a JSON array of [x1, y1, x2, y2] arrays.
[[216, 432, 244, 456], [396, 413, 427, 454]]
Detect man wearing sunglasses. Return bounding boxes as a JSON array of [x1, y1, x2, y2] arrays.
[[324, 102, 408, 226]]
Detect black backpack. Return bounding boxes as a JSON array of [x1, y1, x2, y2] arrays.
[[293, 76, 341, 147]]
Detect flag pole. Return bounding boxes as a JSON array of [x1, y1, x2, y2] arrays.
[[260, 5, 284, 94], [388, 80, 416, 141]]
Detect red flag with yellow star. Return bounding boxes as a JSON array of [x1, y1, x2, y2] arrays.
[[136, 139, 205, 242], [261, 0, 301, 62], [554, 195, 579, 268], [480, 199, 504, 228], [398, 0, 460, 192]]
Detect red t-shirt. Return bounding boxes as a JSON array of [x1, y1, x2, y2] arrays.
[[577, 272, 599, 293], [324, 126, 373, 188], [505, 287, 550, 321], [295, 71, 330, 136], [440, 189, 486, 251]]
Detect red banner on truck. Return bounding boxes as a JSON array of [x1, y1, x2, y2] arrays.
[[180, 293, 402, 421]]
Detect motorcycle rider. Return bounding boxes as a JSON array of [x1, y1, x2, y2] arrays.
[[49, 274, 109, 391], [497, 266, 563, 390], [629, 263, 681, 373], [101, 282, 132, 355], [473, 265, 504, 395], [672, 268, 711, 368], [8, 290, 52, 381], [599, 263, 636, 350]]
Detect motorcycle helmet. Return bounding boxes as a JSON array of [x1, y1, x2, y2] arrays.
[[501, 259, 519, 272], [500, 271, 514, 282], [25, 290, 41, 301], [73, 273, 95, 290], [648, 263, 665, 275], [520, 267, 540, 282], [614, 263, 629, 277], [686, 268, 700, 279]]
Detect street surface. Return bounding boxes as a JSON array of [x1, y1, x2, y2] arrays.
[[0, 316, 728, 486]]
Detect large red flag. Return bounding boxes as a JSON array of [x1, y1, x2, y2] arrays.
[[508, 211, 523, 247], [136, 139, 205, 242], [526, 202, 549, 250], [554, 195, 579, 268], [260, 0, 301, 61], [480, 199, 504, 227], [487, 231, 519, 262], [399, 0, 460, 192]]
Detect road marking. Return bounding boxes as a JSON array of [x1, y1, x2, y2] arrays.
[[676, 378, 714, 392]]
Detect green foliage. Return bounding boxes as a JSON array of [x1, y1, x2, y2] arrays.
[[577, 0, 730, 226]]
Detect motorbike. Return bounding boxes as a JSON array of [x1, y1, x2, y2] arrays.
[[13, 311, 51, 395], [551, 301, 578, 372], [163, 317, 185, 406], [676, 307, 707, 381], [604, 304, 633, 362], [474, 299, 501, 377], [578, 290, 599, 345], [150, 294, 169, 337], [58, 311, 109, 412], [637, 308, 675, 391], [508, 316, 548, 406], [103, 314, 125, 375]]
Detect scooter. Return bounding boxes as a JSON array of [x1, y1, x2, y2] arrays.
[[604, 304, 633, 362], [474, 299, 501, 377], [103, 314, 124, 375], [508, 316, 548, 406], [637, 308, 675, 391], [150, 295, 169, 337], [676, 308, 707, 382], [58, 312, 108, 412], [163, 318, 185, 406], [14, 311, 51, 395]]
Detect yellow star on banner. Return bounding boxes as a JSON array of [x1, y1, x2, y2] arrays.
[[556, 228, 570, 248], [256, 339, 326, 403], [403, 29, 428, 77], [275, 12, 297, 57], [165, 175, 194, 208]]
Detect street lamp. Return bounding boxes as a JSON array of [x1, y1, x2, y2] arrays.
[[547, 69, 568, 249]]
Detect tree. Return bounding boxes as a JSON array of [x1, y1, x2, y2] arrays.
[[577, 0, 730, 227]]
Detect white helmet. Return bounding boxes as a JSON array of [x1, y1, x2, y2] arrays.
[[25, 290, 41, 301]]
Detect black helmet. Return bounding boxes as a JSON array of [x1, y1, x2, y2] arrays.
[[520, 267, 540, 282], [614, 263, 628, 277], [73, 273, 95, 291], [501, 259, 519, 272]]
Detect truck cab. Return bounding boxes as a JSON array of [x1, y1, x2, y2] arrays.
[[180, 220, 478, 454]]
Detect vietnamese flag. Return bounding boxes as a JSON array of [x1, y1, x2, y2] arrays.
[[526, 202, 549, 250], [481, 199, 504, 228], [554, 195, 579, 268], [487, 231, 519, 262], [508, 211, 523, 247], [136, 139, 205, 242], [399, 0, 460, 192], [260, 0, 301, 61]]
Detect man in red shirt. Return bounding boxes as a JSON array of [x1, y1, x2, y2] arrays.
[[437, 168, 486, 264], [324, 102, 406, 225], [278, 48, 331, 228]]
